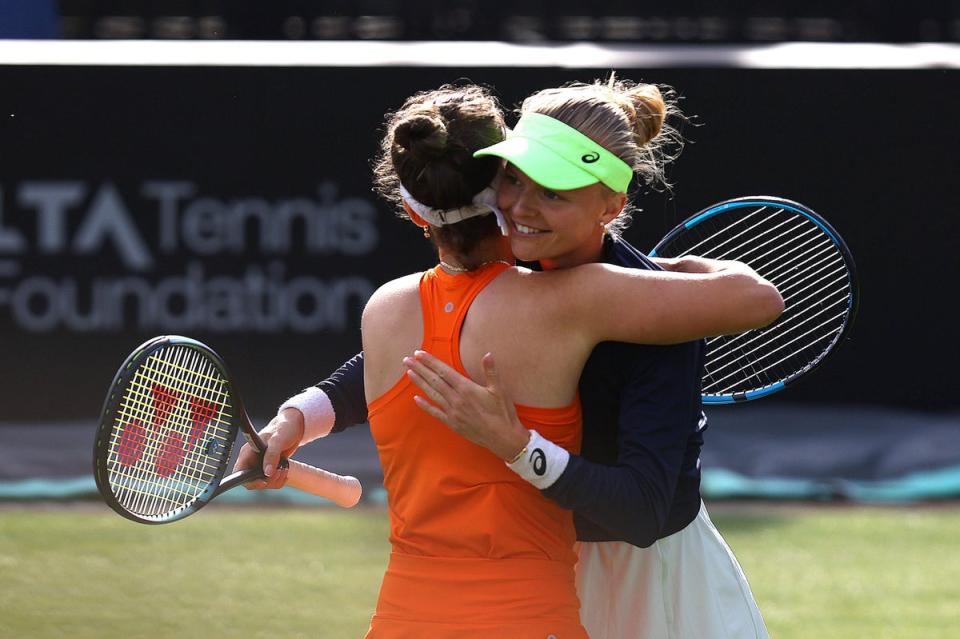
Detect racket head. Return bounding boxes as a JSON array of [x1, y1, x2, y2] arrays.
[[94, 335, 259, 524], [650, 196, 858, 404]]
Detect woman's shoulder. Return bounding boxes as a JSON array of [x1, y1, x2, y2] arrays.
[[371, 271, 422, 298], [362, 272, 423, 325]]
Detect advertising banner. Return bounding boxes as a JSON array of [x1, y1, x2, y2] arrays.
[[0, 63, 956, 421]]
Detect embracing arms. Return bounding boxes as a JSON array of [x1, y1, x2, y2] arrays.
[[535, 258, 783, 348], [404, 345, 705, 547], [401, 248, 782, 544]]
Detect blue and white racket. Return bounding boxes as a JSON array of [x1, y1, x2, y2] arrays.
[[650, 196, 858, 404]]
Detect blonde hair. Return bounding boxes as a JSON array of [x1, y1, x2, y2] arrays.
[[520, 74, 686, 236]]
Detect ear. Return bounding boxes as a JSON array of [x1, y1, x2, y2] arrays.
[[600, 192, 628, 226], [402, 201, 431, 229]]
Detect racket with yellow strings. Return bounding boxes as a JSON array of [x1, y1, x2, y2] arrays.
[[94, 335, 362, 524]]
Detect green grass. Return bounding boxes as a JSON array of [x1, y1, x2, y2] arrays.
[[712, 505, 960, 639], [0, 505, 390, 638], [1, 503, 958, 638]]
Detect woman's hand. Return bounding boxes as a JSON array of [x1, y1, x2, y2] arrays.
[[403, 350, 530, 462], [232, 407, 305, 490]]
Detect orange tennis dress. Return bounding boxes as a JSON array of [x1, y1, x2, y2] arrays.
[[365, 263, 587, 639]]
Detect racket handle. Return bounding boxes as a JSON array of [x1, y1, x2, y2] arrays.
[[285, 460, 362, 508]]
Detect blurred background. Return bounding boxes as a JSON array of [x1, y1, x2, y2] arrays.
[[19, 0, 960, 42], [1, 3, 959, 638], [1, 0, 957, 503]]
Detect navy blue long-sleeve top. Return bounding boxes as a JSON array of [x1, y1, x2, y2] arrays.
[[317, 236, 707, 547]]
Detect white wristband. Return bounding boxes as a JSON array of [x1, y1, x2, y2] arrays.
[[505, 430, 569, 490], [278, 387, 336, 444]]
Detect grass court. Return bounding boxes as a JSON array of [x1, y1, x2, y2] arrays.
[[1, 502, 957, 638]]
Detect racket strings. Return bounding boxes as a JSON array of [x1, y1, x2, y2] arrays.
[[108, 350, 198, 515], [120, 351, 227, 517], [713, 300, 848, 392], [108, 348, 204, 515], [725, 225, 824, 272], [110, 360, 227, 467], [710, 293, 849, 392], [703, 310, 847, 393], [142, 347, 232, 514], [659, 205, 853, 397], [706, 256, 848, 362], [683, 210, 807, 265], [106, 345, 234, 519], [713, 217, 810, 262], [764, 252, 845, 298], [674, 208, 766, 257], [704, 287, 850, 388], [709, 329, 843, 395], [109, 351, 205, 460], [751, 232, 833, 281], [704, 237, 845, 350]]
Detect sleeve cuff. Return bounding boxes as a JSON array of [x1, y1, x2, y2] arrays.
[[278, 387, 336, 443], [505, 430, 569, 490]]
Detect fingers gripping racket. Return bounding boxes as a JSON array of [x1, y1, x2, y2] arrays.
[[650, 196, 858, 404], [94, 335, 362, 524]]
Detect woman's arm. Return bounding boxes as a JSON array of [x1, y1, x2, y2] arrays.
[[405, 345, 704, 547], [539, 260, 783, 347], [542, 340, 704, 547], [231, 352, 369, 488], [279, 352, 369, 441], [650, 255, 736, 273]]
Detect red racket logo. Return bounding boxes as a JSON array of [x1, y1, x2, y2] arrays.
[[116, 420, 146, 466], [115, 382, 221, 477], [155, 432, 185, 477]]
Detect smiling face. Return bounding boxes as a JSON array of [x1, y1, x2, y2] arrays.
[[497, 163, 626, 270]]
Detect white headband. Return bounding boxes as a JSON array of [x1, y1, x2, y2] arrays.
[[399, 182, 508, 236]]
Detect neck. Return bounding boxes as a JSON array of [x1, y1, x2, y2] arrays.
[[540, 231, 606, 271], [438, 236, 513, 272]]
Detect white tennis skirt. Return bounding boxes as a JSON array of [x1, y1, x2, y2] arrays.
[[575, 502, 768, 639]]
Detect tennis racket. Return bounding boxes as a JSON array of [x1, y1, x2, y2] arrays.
[[94, 335, 363, 524], [649, 196, 858, 404]]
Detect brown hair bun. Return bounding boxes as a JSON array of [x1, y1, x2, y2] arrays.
[[392, 113, 448, 158]]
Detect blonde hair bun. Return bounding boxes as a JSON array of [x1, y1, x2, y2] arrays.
[[621, 83, 666, 147], [519, 73, 687, 237]]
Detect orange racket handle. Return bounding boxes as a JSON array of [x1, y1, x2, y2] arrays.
[[285, 460, 362, 508]]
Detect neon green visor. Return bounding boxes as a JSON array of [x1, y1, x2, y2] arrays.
[[474, 112, 633, 193]]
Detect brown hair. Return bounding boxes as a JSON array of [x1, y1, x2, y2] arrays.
[[519, 74, 686, 236], [372, 85, 507, 258]]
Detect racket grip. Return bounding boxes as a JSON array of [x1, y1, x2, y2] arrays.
[[285, 460, 362, 508]]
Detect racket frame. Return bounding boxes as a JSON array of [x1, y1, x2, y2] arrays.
[[649, 196, 859, 404], [93, 335, 270, 524]]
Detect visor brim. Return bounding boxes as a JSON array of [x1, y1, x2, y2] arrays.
[[475, 137, 601, 191]]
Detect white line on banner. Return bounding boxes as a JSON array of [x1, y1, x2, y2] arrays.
[[0, 41, 957, 69]]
